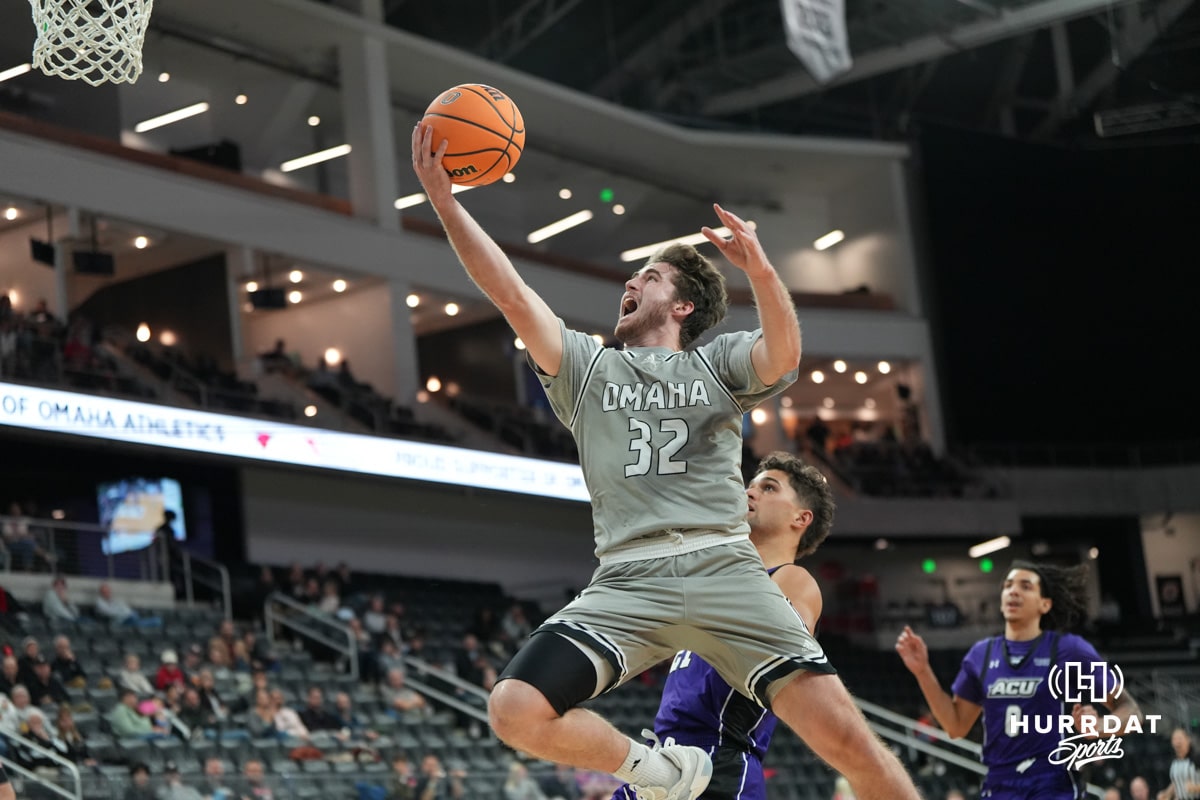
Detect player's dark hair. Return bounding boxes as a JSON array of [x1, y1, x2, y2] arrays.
[[756, 451, 836, 559], [1009, 559, 1090, 631], [648, 243, 728, 348]]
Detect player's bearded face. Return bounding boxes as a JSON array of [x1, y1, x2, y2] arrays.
[[614, 294, 671, 343]]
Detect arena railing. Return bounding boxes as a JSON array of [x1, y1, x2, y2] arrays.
[[180, 550, 232, 621], [264, 591, 360, 680], [402, 654, 491, 728], [0, 730, 83, 800], [0, 514, 158, 580]]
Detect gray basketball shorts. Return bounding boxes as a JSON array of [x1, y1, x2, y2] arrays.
[[535, 539, 835, 709]]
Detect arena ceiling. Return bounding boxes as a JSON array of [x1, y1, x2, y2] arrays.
[[384, 0, 1200, 145]]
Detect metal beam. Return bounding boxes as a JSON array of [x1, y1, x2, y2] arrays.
[[1031, 0, 1195, 138], [590, 0, 738, 99], [703, 0, 1144, 115], [983, 32, 1036, 135], [475, 0, 585, 63]]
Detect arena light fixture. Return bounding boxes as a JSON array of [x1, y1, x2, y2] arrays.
[[332, 279, 347, 293], [527, 210, 593, 244], [405, 294, 420, 308], [280, 143, 351, 173], [450, 184, 476, 195], [968, 535, 1012, 558], [134, 102, 210, 133], [0, 63, 32, 83], [814, 229, 845, 251], [394, 193, 428, 210], [621, 227, 734, 263]]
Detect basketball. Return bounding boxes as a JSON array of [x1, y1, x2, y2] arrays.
[[421, 84, 525, 187]]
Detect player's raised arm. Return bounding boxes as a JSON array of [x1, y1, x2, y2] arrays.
[[895, 626, 982, 739], [701, 204, 800, 385], [412, 122, 562, 376]]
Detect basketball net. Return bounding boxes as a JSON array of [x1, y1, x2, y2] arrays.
[[29, 0, 154, 86]]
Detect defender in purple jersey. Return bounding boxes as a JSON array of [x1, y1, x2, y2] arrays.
[[896, 561, 1141, 800], [614, 452, 834, 800]]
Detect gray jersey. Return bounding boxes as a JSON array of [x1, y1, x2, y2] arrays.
[[535, 320, 796, 559]]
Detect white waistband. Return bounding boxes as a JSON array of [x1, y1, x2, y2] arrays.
[[597, 530, 749, 566]]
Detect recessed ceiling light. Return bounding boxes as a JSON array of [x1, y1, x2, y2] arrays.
[[133, 235, 149, 249], [426, 376, 442, 392], [750, 408, 768, 425], [811, 370, 825, 384], [822, 397, 835, 408], [864, 398, 876, 409], [289, 270, 303, 283], [854, 371, 868, 384], [157, 71, 170, 83], [136, 323, 151, 343], [878, 361, 892, 374], [245, 281, 259, 293], [513, 337, 526, 351], [288, 290, 302, 304], [558, 188, 572, 200], [444, 302, 459, 316], [324, 348, 341, 365], [332, 279, 347, 293], [159, 330, 177, 346], [833, 360, 847, 373], [502, 172, 516, 183], [235, 93, 248, 105], [4, 207, 17, 221], [304, 405, 317, 417], [406, 294, 420, 308], [307, 115, 321, 127], [612, 204, 625, 215]]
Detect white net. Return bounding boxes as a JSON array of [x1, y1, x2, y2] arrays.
[[29, 0, 154, 86]]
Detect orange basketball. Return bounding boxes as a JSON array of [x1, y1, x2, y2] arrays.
[[422, 84, 525, 186]]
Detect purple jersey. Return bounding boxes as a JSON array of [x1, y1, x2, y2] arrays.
[[654, 649, 777, 760], [952, 631, 1112, 786]]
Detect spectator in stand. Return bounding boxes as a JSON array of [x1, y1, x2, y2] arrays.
[[245, 689, 277, 740], [269, 688, 309, 741], [805, 416, 831, 455], [159, 762, 204, 800], [16, 712, 62, 769], [382, 668, 428, 718], [285, 562, 307, 601], [206, 640, 233, 680], [155, 650, 188, 692], [238, 670, 270, 714], [196, 670, 229, 725], [414, 754, 464, 800], [454, 634, 488, 688], [363, 595, 389, 641], [243, 631, 278, 673], [238, 759, 275, 800], [215, 620, 238, 655], [298, 687, 342, 734], [251, 566, 277, 619], [230, 640, 252, 673], [54, 705, 95, 766], [1102, 789, 1120, 800], [6, 686, 43, 734], [95, 582, 161, 628], [28, 654, 69, 706], [119, 653, 157, 699], [43, 575, 86, 623], [390, 755, 416, 800], [151, 510, 180, 585], [3, 502, 47, 571], [504, 762, 548, 800], [381, 613, 406, 654], [178, 687, 215, 738], [0, 656, 19, 697], [182, 643, 205, 677], [1130, 777, 1150, 800], [318, 580, 342, 616], [377, 639, 406, 680], [202, 757, 233, 800], [126, 764, 157, 800], [258, 340, 291, 375], [51, 635, 87, 688], [300, 577, 321, 607], [0, 691, 20, 744], [18, 637, 43, 687], [108, 688, 170, 739], [346, 617, 379, 683], [334, 562, 354, 595], [539, 765, 580, 800], [333, 691, 378, 743], [470, 606, 504, 657], [500, 603, 533, 653]]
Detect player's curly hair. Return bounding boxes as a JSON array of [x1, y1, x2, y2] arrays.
[[648, 243, 728, 348], [756, 451, 836, 559], [1009, 559, 1091, 631]]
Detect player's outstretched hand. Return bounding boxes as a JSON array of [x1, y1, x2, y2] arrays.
[[895, 625, 930, 675], [411, 122, 453, 206], [701, 203, 772, 278]]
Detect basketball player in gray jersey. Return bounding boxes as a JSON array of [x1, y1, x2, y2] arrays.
[[413, 123, 920, 800]]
